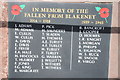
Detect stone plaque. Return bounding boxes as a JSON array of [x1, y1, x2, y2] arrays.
[[8, 2, 112, 78]]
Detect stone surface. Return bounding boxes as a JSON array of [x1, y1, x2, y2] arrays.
[[0, 0, 119, 79]]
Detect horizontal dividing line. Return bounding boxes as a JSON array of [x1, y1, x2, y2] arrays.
[[2, 78, 120, 80], [7, 22, 120, 34]]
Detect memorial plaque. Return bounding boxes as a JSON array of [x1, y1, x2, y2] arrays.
[[8, 2, 112, 78]]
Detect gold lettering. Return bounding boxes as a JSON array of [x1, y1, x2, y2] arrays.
[[40, 8, 65, 13], [32, 8, 39, 12], [47, 14, 64, 18], [24, 13, 46, 18], [76, 9, 89, 13]]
